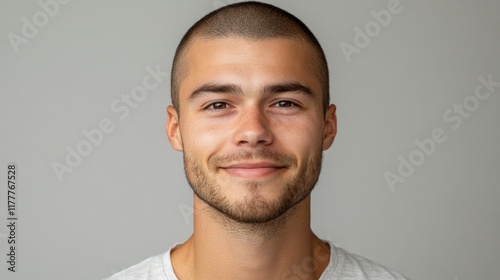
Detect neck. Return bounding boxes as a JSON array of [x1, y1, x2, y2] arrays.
[[171, 195, 330, 280]]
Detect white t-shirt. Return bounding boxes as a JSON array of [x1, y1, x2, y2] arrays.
[[105, 242, 410, 280]]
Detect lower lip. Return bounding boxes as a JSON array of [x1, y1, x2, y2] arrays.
[[222, 167, 285, 178]]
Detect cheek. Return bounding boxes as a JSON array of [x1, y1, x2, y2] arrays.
[[181, 118, 230, 157], [288, 126, 322, 147], [273, 116, 324, 154]]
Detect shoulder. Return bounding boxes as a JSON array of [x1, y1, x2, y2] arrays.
[[104, 253, 167, 280], [324, 245, 411, 280]]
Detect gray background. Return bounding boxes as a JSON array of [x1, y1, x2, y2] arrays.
[[1, 0, 499, 279]]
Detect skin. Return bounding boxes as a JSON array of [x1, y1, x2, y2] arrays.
[[166, 37, 337, 280]]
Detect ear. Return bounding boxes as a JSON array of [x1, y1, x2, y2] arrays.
[[322, 104, 337, 150], [166, 106, 183, 151]]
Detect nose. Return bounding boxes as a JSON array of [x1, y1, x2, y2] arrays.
[[233, 106, 273, 147]]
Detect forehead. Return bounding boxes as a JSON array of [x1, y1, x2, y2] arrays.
[[178, 37, 321, 98]]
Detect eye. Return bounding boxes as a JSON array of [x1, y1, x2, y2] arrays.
[[273, 100, 297, 108], [206, 102, 230, 110]]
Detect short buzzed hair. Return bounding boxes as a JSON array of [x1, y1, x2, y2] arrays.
[[170, 1, 330, 114]]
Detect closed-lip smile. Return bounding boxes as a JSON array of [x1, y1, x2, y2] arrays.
[[220, 161, 286, 178]]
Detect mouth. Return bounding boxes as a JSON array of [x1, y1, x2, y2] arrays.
[[220, 162, 287, 178]]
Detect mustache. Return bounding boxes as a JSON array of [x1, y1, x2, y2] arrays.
[[209, 149, 297, 168]]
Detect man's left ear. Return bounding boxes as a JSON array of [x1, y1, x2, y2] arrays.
[[322, 104, 337, 150]]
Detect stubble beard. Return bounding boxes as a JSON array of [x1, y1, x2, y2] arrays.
[[183, 148, 323, 229]]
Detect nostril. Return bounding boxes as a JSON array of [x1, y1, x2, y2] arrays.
[[234, 112, 274, 146]]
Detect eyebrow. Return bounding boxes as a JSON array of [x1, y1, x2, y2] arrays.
[[189, 82, 315, 101], [263, 82, 314, 96]]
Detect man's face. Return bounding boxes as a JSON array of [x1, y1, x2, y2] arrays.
[[167, 37, 336, 224]]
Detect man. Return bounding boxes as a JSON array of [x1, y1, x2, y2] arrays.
[[107, 1, 410, 279]]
